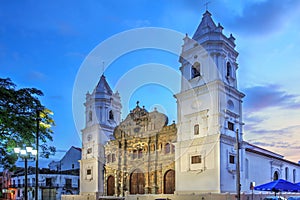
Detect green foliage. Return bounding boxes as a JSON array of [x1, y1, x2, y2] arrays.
[[0, 78, 56, 169]]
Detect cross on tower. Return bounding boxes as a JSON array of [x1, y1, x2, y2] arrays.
[[204, 1, 211, 11], [101, 61, 105, 75]]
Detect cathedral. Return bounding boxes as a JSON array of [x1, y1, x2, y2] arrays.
[[77, 11, 300, 198]]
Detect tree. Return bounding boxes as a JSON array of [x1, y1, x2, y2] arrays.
[[0, 78, 55, 170]]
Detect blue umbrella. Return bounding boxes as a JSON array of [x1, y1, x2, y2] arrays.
[[254, 179, 300, 194]]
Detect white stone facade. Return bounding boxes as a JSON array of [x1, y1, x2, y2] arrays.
[[7, 146, 81, 200], [174, 10, 244, 193], [49, 146, 81, 171], [80, 75, 122, 197], [10, 173, 79, 200], [76, 10, 300, 198], [174, 11, 300, 194]]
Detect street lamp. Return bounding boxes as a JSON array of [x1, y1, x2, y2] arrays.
[[14, 146, 37, 200], [36, 109, 40, 200], [235, 129, 241, 200]]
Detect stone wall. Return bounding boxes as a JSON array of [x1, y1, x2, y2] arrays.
[[125, 194, 298, 200], [62, 194, 96, 200], [62, 193, 298, 200]]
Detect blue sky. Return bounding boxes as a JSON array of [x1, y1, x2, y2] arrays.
[[1, 0, 300, 166]]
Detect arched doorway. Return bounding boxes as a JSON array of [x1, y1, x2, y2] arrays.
[[130, 169, 145, 194], [164, 169, 175, 194], [273, 171, 279, 181], [107, 175, 115, 196]]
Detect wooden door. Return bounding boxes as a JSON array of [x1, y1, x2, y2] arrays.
[[42, 189, 56, 200], [107, 175, 115, 196], [164, 170, 175, 194], [130, 169, 145, 194]]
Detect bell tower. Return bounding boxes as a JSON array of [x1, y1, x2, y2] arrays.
[[175, 11, 245, 193], [80, 74, 122, 197]]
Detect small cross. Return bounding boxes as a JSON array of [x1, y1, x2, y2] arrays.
[[204, 1, 211, 11], [102, 61, 105, 74]]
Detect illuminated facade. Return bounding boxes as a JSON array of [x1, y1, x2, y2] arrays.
[[77, 10, 300, 198], [104, 103, 176, 196]]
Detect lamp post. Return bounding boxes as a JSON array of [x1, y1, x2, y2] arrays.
[[235, 129, 241, 200], [14, 147, 37, 200], [36, 109, 40, 200]]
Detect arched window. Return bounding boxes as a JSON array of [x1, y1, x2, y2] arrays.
[[151, 144, 155, 151], [171, 144, 175, 153], [138, 149, 143, 159], [112, 154, 116, 162], [109, 110, 114, 120], [226, 62, 232, 77], [88, 111, 92, 121], [293, 169, 296, 183], [107, 154, 111, 163], [194, 124, 199, 135], [285, 167, 289, 180], [132, 150, 137, 159], [227, 100, 234, 110], [165, 143, 171, 154], [191, 62, 200, 79], [274, 171, 279, 181]]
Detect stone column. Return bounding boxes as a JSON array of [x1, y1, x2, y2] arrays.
[[119, 171, 124, 197], [103, 170, 106, 196], [152, 134, 159, 194], [114, 170, 118, 196]]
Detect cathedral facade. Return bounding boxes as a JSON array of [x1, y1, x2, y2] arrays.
[[78, 11, 300, 198], [104, 102, 176, 196]]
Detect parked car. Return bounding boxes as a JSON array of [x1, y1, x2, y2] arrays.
[[287, 197, 300, 200], [264, 196, 287, 200]]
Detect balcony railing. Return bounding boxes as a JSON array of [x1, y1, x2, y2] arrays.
[[9, 184, 24, 188], [9, 183, 79, 189], [10, 183, 38, 188], [9, 183, 57, 188], [39, 183, 59, 188], [63, 184, 78, 190]]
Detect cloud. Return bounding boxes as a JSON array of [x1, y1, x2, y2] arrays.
[[64, 52, 86, 59], [243, 114, 268, 131], [248, 125, 300, 136], [56, 21, 78, 36], [123, 19, 151, 28], [226, 0, 300, 36], [244, 114, 267, 124], [171, 0, 300, 37], [248, 128, 285, 136], [48, 95, 63, 100], [243, 84, 300, 113], [28, 70, 46, 81], [245, 125, 300, 158], [251, 141, 300, 150]]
